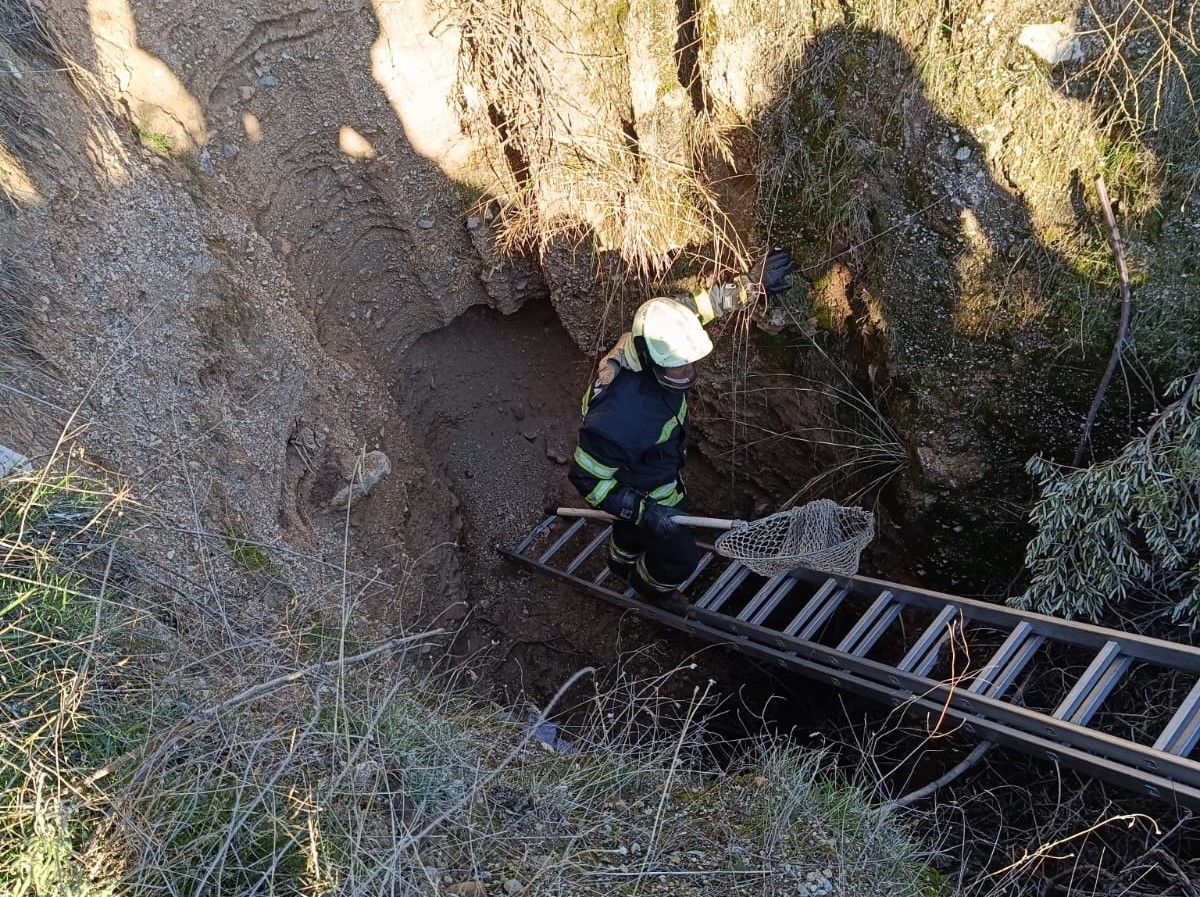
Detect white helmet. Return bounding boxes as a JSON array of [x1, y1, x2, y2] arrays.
[[622, 299, 713, 389]]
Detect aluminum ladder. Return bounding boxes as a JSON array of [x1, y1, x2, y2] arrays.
[[500, 511, 1200, 809]]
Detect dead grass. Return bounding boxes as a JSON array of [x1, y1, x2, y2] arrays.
[[0, 0, 122, 207], [0, 455, 958, 897], [444, 0, 765, 283]]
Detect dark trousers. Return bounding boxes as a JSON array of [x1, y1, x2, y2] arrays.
[[608, 519, 700, 599]]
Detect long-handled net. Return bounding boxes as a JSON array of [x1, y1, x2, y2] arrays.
[[713, 499, 875, 577]]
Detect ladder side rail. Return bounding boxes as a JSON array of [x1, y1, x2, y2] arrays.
[[679, 602, 1200, 789], [750, 645, 1200, 809], [500, 548, 1200, 808], [844, 572, 1200, 671]]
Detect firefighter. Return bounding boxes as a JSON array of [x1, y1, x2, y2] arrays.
[[568, 249, 795, 600]]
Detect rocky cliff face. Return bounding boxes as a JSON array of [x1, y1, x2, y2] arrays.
[[443, 0, 1199, 593], [2, 0, 1196, 631]]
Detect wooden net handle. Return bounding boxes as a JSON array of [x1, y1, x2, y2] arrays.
[[552, 506, 742, 531]]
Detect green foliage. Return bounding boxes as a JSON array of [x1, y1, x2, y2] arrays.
[[227, 536, 271, 570], [133, 125, 172, 156], [1015, 376, 1200, 626], [0, 466, 127, 897], [124, 762, 311, 895], [746, 741, 937, 892], [5, 797, 117, 897]]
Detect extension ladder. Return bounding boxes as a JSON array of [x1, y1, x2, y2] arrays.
[[500, 512, 1200, 808]]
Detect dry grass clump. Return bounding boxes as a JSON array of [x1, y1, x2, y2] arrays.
[[0, 462, 951, 896], [1069, 0, 1200, 202], [443, 0, 761, 282], [0, 0, 120, 209], [0, 0, 60, 208]]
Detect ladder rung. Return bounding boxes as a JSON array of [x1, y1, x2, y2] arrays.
[[694, 561, 744, 609], [898, 605, 959, 673], [697, 564, 751, 612], [856, 604, 904, 657], [969, 621, 1044, 698], [750, 577, 801, 626], [737, 574, 790, 622], [537, 518, 586, 564], [1154, 679, 1200, 757], [680, 552, 716, 593], [837, 591, 897, 655], [1054, 640, 1130, 725], [564, 526, 611, 575], [514, 514, 558, 555], [796, 586, 848, 641], [781, 579, 839, 637]]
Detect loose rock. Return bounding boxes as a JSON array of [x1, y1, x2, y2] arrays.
[[328, 450, 392, 510], [1017, 22, 1084, 64], [446, 883, 487, 897]]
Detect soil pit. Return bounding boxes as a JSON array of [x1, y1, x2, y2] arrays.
[[391, 299, 804, 715]]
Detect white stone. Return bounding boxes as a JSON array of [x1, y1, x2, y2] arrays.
[[0, 445, 32, 477], [1018, 22, 1084, 65]]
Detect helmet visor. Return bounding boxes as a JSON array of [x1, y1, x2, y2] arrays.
[[653, 363, 696, 391]]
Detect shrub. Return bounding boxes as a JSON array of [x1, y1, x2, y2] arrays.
[[1015, 375, 1200, 627]]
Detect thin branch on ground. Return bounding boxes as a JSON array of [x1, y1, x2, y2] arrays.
[[1074, 173, 1133, 467]]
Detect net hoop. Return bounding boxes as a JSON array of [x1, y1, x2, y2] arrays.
[[713, 499, 875, 577]]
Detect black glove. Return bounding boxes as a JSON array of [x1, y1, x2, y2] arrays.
[[600, 486, 642, 522], [640, 500, 680, 536], [761, 247, 796, 295]]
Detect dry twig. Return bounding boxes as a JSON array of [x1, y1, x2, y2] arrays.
[[1074, 173, 1133, 467]]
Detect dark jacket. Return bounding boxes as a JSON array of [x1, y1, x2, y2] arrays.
[[569, 368, 688, 510]]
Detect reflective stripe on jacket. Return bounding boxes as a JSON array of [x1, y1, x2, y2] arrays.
[[568, 368, 688, 509]]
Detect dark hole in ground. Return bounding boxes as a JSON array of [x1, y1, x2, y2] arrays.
[[391, 299, 968, 762], [390, 298, 1200, 894], [392, 298, 847, 717]]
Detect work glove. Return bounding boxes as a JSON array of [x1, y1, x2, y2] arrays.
[[701, 276, 756, 319], [595, 332, 632, 387], [600, 486, 642, 522], [695, 247, 798, 320], [640, 499, 680, 537], [758, 246, 796, 295]]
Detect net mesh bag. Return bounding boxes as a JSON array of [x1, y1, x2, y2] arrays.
[[713, 499, 875, 577]]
